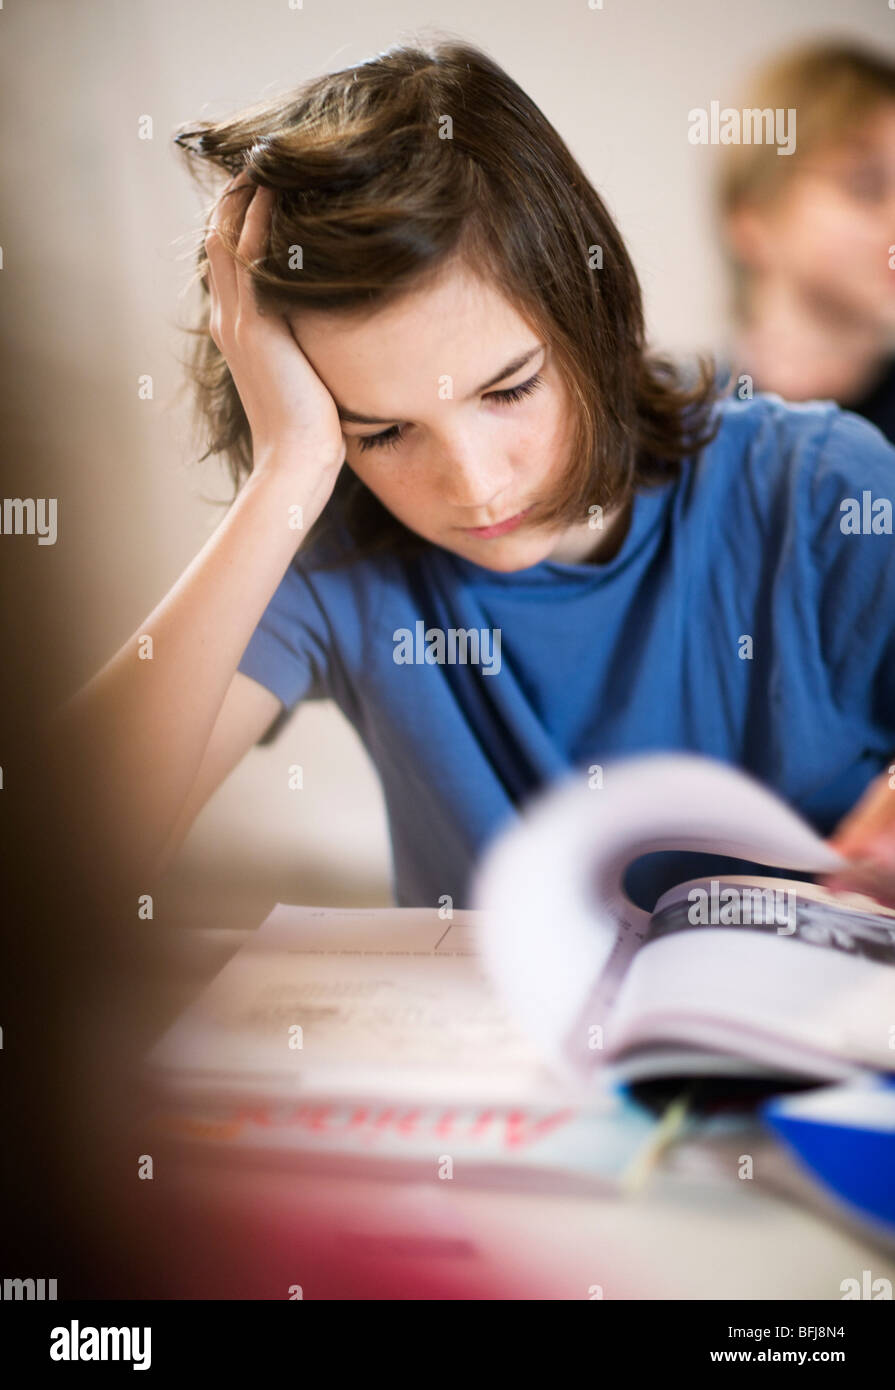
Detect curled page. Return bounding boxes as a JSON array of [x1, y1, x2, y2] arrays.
[[471, 753, 846, 1081]]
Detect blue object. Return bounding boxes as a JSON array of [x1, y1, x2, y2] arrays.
[[236, 394, 895, 909], [763, 1076, 895, 1238]]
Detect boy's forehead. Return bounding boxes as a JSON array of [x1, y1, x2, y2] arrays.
[[290, 261, 521, 344], [287, 266, 534, 391]]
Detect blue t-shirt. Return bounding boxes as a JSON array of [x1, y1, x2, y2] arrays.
[[237, 393, 895, 910]]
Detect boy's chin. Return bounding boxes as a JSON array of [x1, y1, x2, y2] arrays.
[[442, 531, 558, 572]]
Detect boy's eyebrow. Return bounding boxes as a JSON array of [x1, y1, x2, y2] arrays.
[[335, 344, 544, 424]]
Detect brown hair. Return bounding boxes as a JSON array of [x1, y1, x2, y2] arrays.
[[175, 36, 721, 564], [718, 40, 895, 320]]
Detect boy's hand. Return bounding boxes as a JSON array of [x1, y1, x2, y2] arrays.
[[204, 170, 347, 480], [823, 765, 895, 908]]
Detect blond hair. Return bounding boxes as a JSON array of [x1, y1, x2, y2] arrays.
[[718, 40, 895, 318]]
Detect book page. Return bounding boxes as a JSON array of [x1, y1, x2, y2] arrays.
[[472, 754, 849, 1082], [605, 876, 895, 1079], [144, 904, 594, 1108]]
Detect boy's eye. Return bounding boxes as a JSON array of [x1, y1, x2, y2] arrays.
[[841, 163, 886, 202], [355, 371, 545, 453], [357, 424, 404, 453]]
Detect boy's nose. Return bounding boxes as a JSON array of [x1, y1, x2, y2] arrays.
[[434, 437, 516, 512]]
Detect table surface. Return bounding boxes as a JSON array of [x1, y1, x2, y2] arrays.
[[137, 923, 895, 1301]]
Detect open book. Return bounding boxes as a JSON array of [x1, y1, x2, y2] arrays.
[[473, 753, 895, 1089], [143, 903, 667, 1191], [144, 754, 895, 1188]]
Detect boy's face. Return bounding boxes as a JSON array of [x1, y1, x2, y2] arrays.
[[729, 101, 895, 330], [287, 259, 604, 571]]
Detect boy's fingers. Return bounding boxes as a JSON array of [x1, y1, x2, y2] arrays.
[[208, 169, 254, 241], [234, 185, 275, 317], [212, 172, 262, 254], [824, 866, 895, 910], [828, 771, 895, 853], [823, 824, 895, 907], [204, 224, 238, 306], [238, 183, 274, 260], [203, 169, 276, 333], [205, 171, 255, 306]]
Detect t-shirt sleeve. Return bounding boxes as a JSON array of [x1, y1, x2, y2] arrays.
[[236, 551, 333, 710], [805, 408, 895, 736]]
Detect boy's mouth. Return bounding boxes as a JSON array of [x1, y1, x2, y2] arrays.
[[460, 505, 535, 539]]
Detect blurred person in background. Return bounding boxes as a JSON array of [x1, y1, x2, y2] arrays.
[[717, 41, 895, 442]]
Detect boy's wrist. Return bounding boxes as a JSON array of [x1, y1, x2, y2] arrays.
[[236, 458, 335, 549]]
